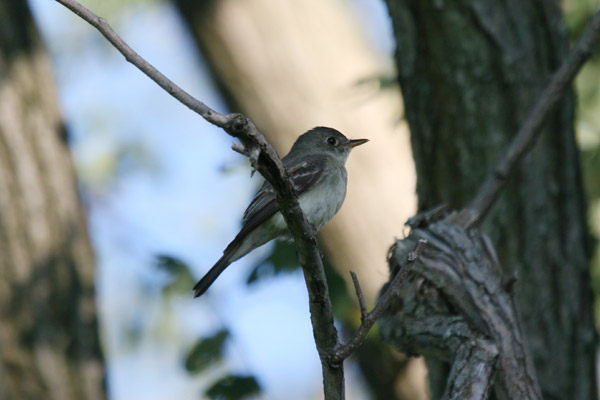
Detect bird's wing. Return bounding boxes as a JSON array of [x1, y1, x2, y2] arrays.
[[237, 154, 327, 237], [196, 155, 326, 296]]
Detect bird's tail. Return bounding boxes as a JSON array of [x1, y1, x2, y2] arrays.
[[193, 254, 231, 297], [194, 237, 245, 297]]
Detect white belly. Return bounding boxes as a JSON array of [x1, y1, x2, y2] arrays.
[[298, 165, 347, 231]]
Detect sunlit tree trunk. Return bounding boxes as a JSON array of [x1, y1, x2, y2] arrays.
[[385, 1, 597, 399], [0, 2, 105, 399]]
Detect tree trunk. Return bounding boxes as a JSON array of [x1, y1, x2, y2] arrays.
[[384, 0, 597, 399], [0, 2, 105, 399]]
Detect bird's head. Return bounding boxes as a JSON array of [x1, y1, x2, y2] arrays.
[[289, 127, 368, 162]]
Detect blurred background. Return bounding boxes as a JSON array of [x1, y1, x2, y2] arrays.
[[1, 0, 599, 399]]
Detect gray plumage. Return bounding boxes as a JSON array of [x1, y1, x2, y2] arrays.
[[194, 127, 367, 297]]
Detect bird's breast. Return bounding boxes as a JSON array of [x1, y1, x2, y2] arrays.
[[298, 165, 347, 231]]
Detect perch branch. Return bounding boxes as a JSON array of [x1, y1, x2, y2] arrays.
[[54, 0, 344, 398], [467, 8, 600, 226]]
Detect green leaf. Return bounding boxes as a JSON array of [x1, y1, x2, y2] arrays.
[[155, 254, 195, 295], [246, 241, 299, 284], [205, 375, 261, 400], [184, 329, 229, 374], [156, 254, 190, 274], [245, 242, 351, 316], [353, 74, 398, 91]]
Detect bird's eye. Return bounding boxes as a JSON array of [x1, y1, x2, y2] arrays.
[[326, 137, 337, 146]]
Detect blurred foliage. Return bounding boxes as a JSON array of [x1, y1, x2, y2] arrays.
[[77, 134, 160, 195], [154, 254, 257, 396], [246, 241, 300, 283], [205, 375, 261, 400], [184, 329, 230, 374], [564, 0, 600, 325], [246, 240, 353, 318], [564, 0, 600, 39], [155, 254, 196, 296], [322, 252, 354, 319], [353, 73, 399, 91], [352, 73, 406, 125]]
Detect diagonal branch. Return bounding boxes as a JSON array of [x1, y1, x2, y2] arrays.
[[55, 0, 225, 125], [467, 8, 600, 227]]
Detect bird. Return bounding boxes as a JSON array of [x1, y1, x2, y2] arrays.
[[193, 127, 368, 297]]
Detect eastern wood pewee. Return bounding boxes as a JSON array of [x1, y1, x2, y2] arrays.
[[193, 127, 368, 297]]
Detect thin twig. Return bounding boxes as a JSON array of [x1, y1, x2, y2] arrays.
[[231, 142, 247, 156], [54, 1, 345, 398], [55, 0, 227, 126], [330, 239, 427, 364], [467, 9, 600, 227], [350, 271, 367, 321]]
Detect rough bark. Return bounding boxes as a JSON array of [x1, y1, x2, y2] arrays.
[[382, 211, 542, 400], [384, 1, 597, 399], [0, 2, 105, 399]]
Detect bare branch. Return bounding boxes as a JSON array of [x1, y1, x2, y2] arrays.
[[55, 0, 228, 126], [330, 239, 427, 364], [467, 9, 600, 226], [350, 271, 367, 321]]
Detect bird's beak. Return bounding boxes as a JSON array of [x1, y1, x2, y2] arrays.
[[346, 138, 369, 148]]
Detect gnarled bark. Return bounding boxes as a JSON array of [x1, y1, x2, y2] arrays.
[[382, 212, 541, 400]]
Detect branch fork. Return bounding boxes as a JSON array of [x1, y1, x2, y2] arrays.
[[381, 217, 541, 400], [329, 239, 427, 365]]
